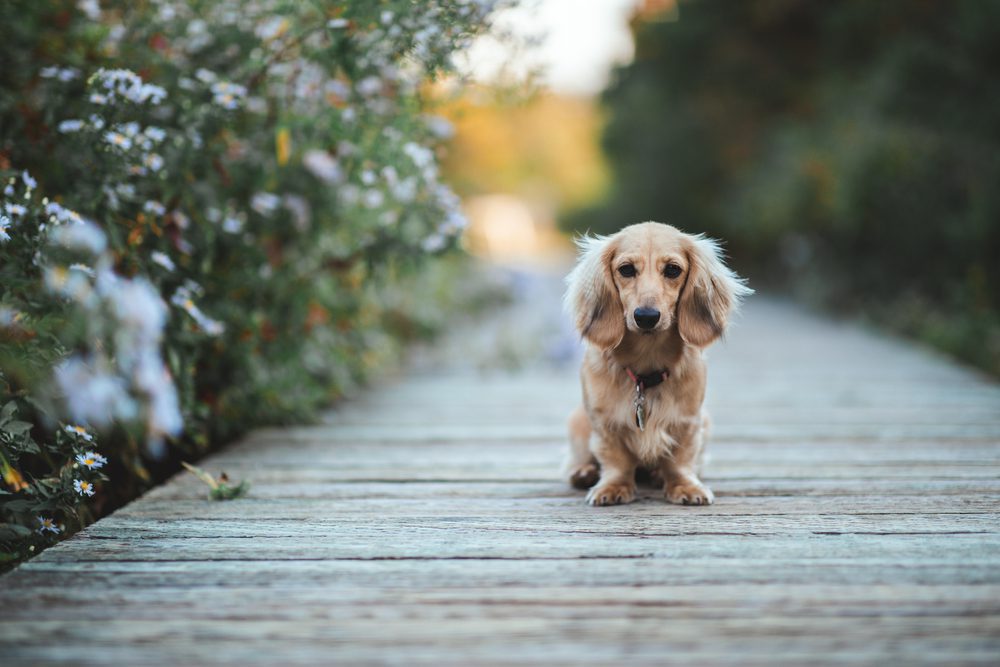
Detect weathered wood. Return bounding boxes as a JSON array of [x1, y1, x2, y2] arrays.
[[1, 286, 999, 666]]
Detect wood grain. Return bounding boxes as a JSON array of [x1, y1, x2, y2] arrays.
[[0, 286, 998, 666]]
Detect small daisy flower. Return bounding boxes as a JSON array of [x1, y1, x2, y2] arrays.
[[65, 424, 95, 441], [76, 451, 108, 470], [5, 203, 26, 217], [73, 479, 96, 496], [104, 131, 132, 150], [211, 81, 247, 110], [143, 153, 164, 172], [22, 170, 37, 190], [151, 251, 175, 271], [0, 215, 11, 243], [144, 126, 166, 143], [58, 119, 86, 133], [143, 200, 166, 216], [89, 92, 108, 105], [37, 516, 61, 534]]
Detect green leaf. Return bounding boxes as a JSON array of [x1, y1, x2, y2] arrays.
[[4, 421, 33, 436], [0, 402, 16, 425], [0, 523, 33, 540]]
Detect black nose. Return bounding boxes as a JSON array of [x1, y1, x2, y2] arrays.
[[634, 307, 660, 330]]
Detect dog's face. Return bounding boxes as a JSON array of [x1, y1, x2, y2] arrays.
[[565, 222, 751, 350], [610, 224, 689, 335]]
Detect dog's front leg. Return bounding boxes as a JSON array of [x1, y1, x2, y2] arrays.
[[661, 419, 714, 505], [586, 431, 638, 506]]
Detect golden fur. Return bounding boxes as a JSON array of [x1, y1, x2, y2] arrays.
[[564, 221, 751, 506]]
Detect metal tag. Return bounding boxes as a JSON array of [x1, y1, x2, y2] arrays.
[[634, 385, 646, 431]]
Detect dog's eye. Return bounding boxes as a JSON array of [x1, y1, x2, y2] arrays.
[[618, 264, 636, 278], [663, 264, 682, 279]]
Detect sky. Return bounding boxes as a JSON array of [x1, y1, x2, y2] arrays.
[[460, 0, 642, 96]]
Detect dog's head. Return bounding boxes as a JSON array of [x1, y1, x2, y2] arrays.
[[565, 221, 752, 349]]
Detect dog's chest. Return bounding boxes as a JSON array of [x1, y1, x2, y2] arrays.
[[613, 386, 698, 463]]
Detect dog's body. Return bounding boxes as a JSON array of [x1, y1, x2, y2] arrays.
[[564, 222, 751, 506]]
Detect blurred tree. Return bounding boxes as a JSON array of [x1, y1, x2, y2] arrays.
[[568, 0, 1000, 374]]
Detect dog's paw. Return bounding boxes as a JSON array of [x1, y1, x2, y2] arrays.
[[665, 481, 714, 506], [569, 463, 600, 489], [586, 481, 636, 506]]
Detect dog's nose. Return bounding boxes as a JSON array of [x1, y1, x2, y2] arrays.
[[634, 307, 660, 330]]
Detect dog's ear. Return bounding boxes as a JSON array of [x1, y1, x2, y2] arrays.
[[677, 234, 753, 347], [565, 234, 625, 350]]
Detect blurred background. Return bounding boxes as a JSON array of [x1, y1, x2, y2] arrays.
[[445, 0, 1000, 376]]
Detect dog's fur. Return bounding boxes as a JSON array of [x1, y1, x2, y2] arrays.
[[564, 221, 751, 506]]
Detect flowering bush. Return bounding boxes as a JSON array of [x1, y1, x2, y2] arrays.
[[0, 0, 504, 567]]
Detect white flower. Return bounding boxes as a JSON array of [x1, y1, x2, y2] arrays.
[[195, 68, 217, 83], [90, 68, 166, 104], [425, 115, 455, 139], [46, 201, 85, 225], [22, 171, 37, 190], [403, 142, 435, 169], [250, 192, 280, 216], [58, 119, 86, 133], [362, 189, 384, 209], [361, 169, 376, 185], [77, 0, 101, 20], [45, 266, 93, 302], [144, 126, 166, 143], [391, 177, 417, 203], [356, 76, 382, 97], [143, 200, 165, 216], [151, 251, 175, 271], [69, 263, 96, 277], [422, 233, 447, 252], [171, 286, 224, 336], [327, 18, 349, 29], [5, 203, 27, 217], [73, 479, 96, 497], [106, 277, 168, 343], [76, 451, 108, 470], [64, 424, 95, 441], [0, 215, 10, 243], [211, 81, 247, 110], [222, 215, 243, 234], [37, 516, 61, 534], [138, 84, 167, 104], [54, 356, 136, 426], [143, 153, 164, 172], [381, 10, 394, 24], [51, 220, 107, 254], [302, 150, 342, 184], [40, 66, 79, 82], [255, 16, 288, 41], [104, 131, 132, 150]]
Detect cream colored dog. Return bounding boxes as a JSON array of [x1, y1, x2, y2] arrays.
[[564, 221, 751, 506]]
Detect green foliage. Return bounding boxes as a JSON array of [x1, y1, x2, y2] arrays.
[[568, 0, 1000, 374], [0, 0, 504, 568]]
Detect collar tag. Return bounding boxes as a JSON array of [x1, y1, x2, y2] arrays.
[[634, 385, 647, 431]]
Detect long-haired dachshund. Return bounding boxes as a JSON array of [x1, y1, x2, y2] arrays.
[[564, 221, 752, 506]]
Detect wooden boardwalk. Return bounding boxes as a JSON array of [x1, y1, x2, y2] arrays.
[[1, 271, 999, 666]]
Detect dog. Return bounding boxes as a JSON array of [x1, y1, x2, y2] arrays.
[[564, 221, 751, 506]]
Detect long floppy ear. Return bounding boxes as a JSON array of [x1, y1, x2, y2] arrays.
[[564, 234, 625, 350], [677, 234, 753, 347]]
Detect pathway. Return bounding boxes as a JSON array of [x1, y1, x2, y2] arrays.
[[1, 268, 998, 666]]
